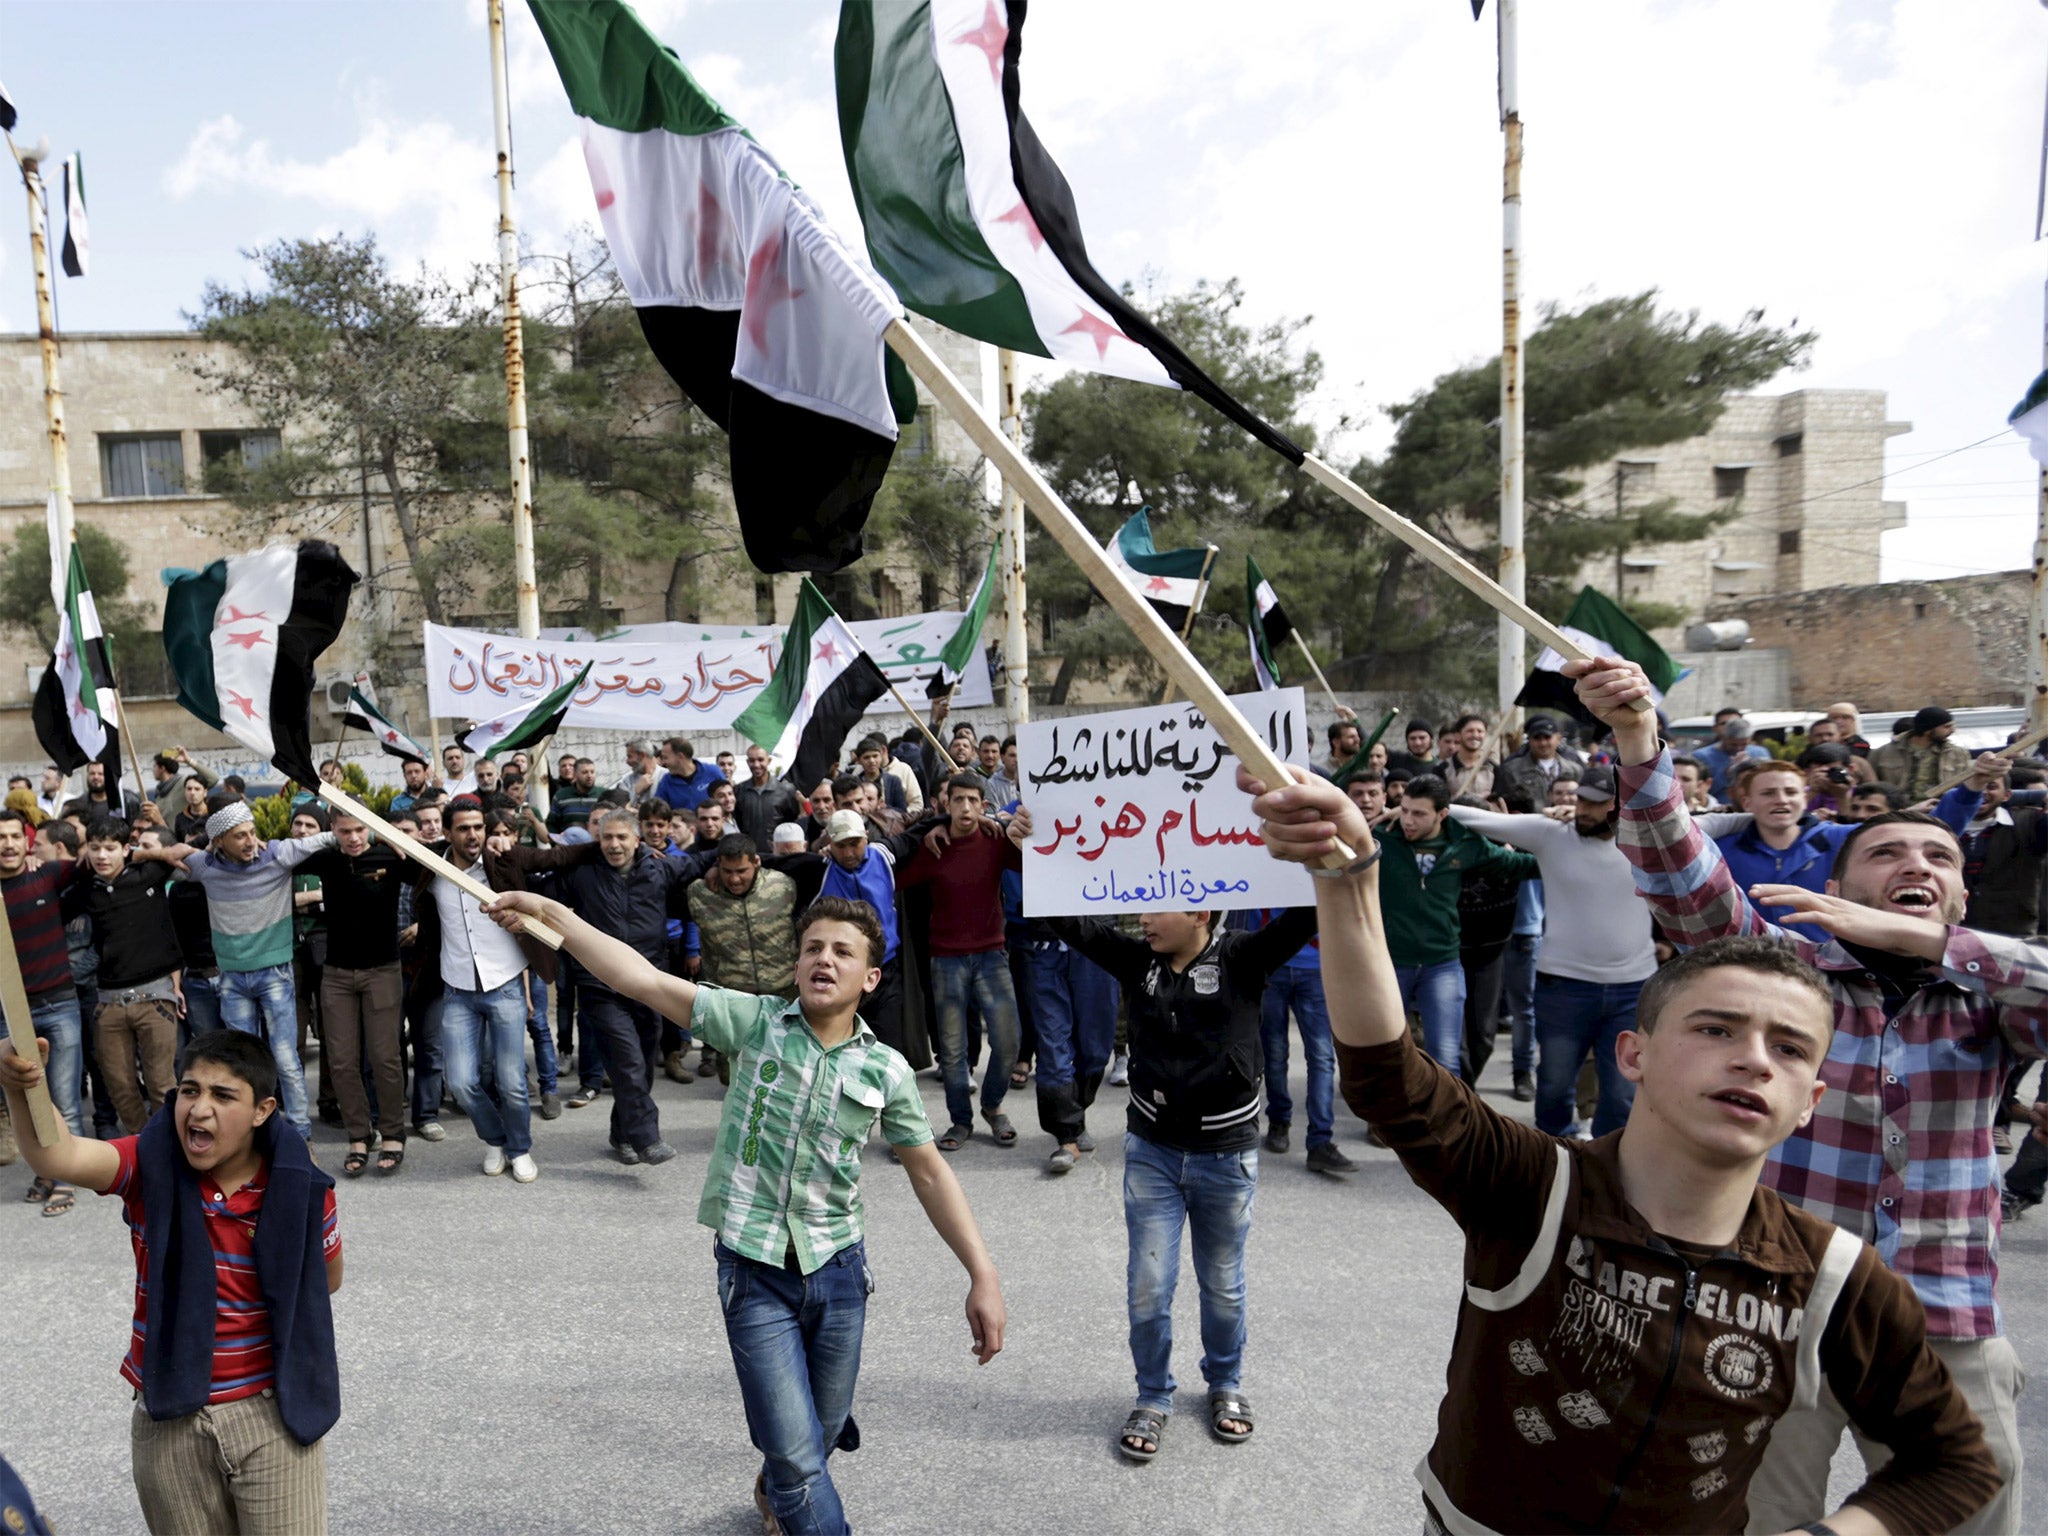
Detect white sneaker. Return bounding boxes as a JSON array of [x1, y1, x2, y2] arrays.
[[482, 1147, 508, 1176], [509, 1153, 539, 1184], [1107, 1050, 1129, 1087]]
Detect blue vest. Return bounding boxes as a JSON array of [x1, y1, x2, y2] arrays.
[[820, 847, 900, 964]]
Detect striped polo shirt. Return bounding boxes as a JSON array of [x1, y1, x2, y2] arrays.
[[102, 1136, 342, 1403], [179, 835, 334, 973]]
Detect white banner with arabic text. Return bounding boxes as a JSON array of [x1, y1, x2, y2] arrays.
[[1019, 689, 1315, 915], [424, 613, 992, 732]]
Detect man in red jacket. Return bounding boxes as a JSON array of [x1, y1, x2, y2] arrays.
[[897, 772, 1027, 1151]]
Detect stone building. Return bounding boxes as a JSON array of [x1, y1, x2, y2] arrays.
[[1574, 388, 1909, 638], [0, 319, 995, 766]]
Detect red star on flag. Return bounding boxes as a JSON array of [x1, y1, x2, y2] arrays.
[[1145, 575, 1173, 594], [383, 730, 400, 744], [1061, 308, 1127, 361], [54, 643, 71, 667], [954, 0, 1008, 85], [743, 231, 807, 353], [993, 200, 1046, 251], [814, 638, 842, 666], [223, 630, 271, 651], [224, 689, 261, 721], [70, 698, 88, 719], [697, 181, 732, 278], [220, 606, 271, 625]]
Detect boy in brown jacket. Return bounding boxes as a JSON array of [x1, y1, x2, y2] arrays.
[[1240, 765, 1999, 1536]]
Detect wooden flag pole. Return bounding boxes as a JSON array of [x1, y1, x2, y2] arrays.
[[1290, 632, 1343, 713], [0, 894, 60, 1147], [1161, 544, 1219, 706], [489, 0, 542, 643], [1298, 452, 1654, 715], [880, 674, 956, 763], [1923, 725, 2048, 801], [884, 319, 1355, 866], [314, 782, 562, 951]]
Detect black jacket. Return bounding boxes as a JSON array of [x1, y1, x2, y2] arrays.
[[299, 845, 408, 970], [733, 779, 804, 853], [500, 842, 693, 975], [69, 861, 182, 989], [1044, 908, 1318, 1151]]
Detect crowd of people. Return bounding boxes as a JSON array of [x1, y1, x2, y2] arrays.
[[2, 673, 2045, 1535]]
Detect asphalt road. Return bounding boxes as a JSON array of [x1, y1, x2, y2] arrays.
[[5, 1046, 2046, 1534]]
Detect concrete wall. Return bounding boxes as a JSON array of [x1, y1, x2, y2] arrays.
[[1704, 570, 2030, 712], [1662, 648, 1792, 718]]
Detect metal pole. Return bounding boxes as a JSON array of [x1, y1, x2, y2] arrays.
[[489, 0, 540, 642], [20, 153, 71, 552], [1495, 0, 1526, 728], [997, 348, 1031, 725]]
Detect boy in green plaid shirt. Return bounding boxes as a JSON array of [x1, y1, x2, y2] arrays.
[[485, 890, 1004, 1535]]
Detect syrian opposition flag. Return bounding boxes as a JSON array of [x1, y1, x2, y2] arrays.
[[59, 153, 86, 278], [734, 578, 890, 788], [835, 0, 1301, 464], [1245, 555, 1292, 692], [529, 0, 913, 576], [933, 533, 1000, 690], [1515, 585, 1686, 727], [161, 541, 358, 788], [344, 674, 429, 767], [32, 496, 127, 797], [457, 660, 594, 762], [2010, 368, 2048, 466], [1107, 509, 1213, 630]]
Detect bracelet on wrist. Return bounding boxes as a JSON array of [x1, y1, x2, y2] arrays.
[[1308, 843, 1384, 881]]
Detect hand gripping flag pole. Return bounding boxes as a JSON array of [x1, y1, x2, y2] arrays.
[[883, 319, 1357, 867], [0, 906, 59, 1146]]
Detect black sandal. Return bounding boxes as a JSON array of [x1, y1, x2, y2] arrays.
[[1118, 1407, 1168, 1462], [343, 1147, 370, 1178], [937, 1123, 970, 1152], [375, 1142, 405, 1175], [983, 1110, 1018, 1146], [1207, 1391, 1254, 1443]]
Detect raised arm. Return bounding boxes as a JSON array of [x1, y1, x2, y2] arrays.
[[0, 1037, 121, 1192], [483, 889, 697, 1027], [1444, 804, 1557, 851]]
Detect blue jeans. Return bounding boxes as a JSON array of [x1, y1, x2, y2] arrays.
[[1533, 974, 1644, 1138], [217, 964, 309, 1134], [1026, 942, 1119, 1144], [716, 1238, 870, 1536], [1260, 966, 1335, 1148], [930, 951, 1020, 1130], [1124, 1133, 1257, 1413], [522, 972, 558, 1096], [181, 974, 223, 1046], [25, 994, 85, 1137], [1504, 935, 1539, 1077], [410, 994, 445, 1127], [1395, 960, 1467, 1071], [442, 978, 533, 1157]]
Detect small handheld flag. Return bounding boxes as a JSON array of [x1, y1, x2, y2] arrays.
[[59, 153, 85, 278], [1107, 510, 1213, 630], [1515, 586, 1685, 727], [935, 534, 1001, 688], [161, 541, 358, 788], [735, 579, 891, 787], [457, 660, 595, 761], [344, 675, 430, 767], [1245, 556, 1292, 692]]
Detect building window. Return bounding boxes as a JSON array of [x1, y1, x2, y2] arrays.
[[199, 430, 281, 470], [122, 634, 179, 699], [754, 576, 777, 626], [1714, 466, 1748, 499], [1778, 530, 1801, 555], [1775, 433, 1802, 457], [901, 407, 935, 461], [920, 571, 940, 612], [101, 434, 185, 498]]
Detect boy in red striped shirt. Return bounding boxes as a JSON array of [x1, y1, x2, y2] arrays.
[[1, 1028, 342, 1534]]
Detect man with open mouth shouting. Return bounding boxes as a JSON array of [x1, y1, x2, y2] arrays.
[[1570, 656, 2048, 1536]]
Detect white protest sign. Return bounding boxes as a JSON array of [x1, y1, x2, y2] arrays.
[[1019, 688, 1315, 916], [425, 611, 992, 732]]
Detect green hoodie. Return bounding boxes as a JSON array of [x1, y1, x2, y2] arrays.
[[1375, 818, 1538, 967]]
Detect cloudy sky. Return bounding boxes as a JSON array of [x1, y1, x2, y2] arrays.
[[5, 0, 2044, 580]]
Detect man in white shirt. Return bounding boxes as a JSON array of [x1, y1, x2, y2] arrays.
[[1445, 764, 1658, 1138], [440, 744, 478, 799], [35, 765, 67, 822], [428, 798, 541, 1182]]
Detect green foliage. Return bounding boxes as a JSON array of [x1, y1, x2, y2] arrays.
[[0, 518, 151, 659], [249, 793, 294, 841], [1358, 292, 1816, 693]]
